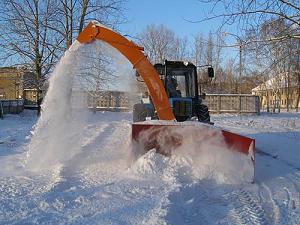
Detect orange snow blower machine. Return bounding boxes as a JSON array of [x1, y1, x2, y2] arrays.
[[77, 21, 256, 181]]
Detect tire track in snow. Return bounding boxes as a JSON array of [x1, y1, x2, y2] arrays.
[[262, 183, 282, 224], [229, 188, 268, 225], [282, 187, 298, 224], [260, 179, 300, 225], [260, 183, 280, 224], [273, 178, 299, 225], [287, 172, 300, 194]]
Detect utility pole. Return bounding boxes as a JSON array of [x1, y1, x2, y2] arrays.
[[239, 40, 242, 85], [222, 32, 244, 93]]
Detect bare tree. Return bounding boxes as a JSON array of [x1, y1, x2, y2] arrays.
[[223, 58, 237, 93], [138, 24, 178, 63], [195, 1, 299, 108], [193, 31, 225, 93], [0, 0, 62, 114], [54, 0, 127, 107], [197, 0, 300, 40], [75, 49, 117, 110], [190, 33, 206, 92], [54, 0, 126, 48], [205, 32, 214, 66], [293, 39, 300, 111], [0, 0, 127, 115], [172, 36, 189, 61], [245, 18, 299, 111], [191, 33, 205, 67]]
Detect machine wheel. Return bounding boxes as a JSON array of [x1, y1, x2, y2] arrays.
[[133, 103, 147, 122], [197, 104, 210, 123]]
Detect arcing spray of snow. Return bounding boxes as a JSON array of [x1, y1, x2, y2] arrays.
[[130, 122, 253, 184], [26, 40, 136, 171], [26, 41, 88, 170]]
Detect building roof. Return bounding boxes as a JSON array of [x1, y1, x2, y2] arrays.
[[0, 67, 22, 79], [252, 73, 297, 92]]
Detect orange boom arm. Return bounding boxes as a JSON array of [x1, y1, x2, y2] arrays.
[[77, 22, 175, 121]]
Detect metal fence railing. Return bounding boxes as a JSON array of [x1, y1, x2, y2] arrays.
[[204, 94, 260, 114], [0, 99, 24, 115]]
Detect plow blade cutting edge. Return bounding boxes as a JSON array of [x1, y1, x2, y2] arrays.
[[132, 122, 255, 182]]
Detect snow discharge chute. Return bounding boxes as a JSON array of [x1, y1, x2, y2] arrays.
[[77, 21, 256, 182]]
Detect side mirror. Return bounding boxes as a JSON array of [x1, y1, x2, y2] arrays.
[[208, 67, 214, 78]]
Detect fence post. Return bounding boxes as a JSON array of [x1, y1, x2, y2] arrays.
[[238, 95, 242, 114], [256, 96, 260, 115], [218, 95, 221, 114], [109, 93, 112, 108], [115, 92, 120, 108]]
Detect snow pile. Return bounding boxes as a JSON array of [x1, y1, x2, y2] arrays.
[[130, 150, 194, 184], [131, 125, 253, 184]]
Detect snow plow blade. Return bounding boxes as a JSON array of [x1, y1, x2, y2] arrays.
[[132, 122, 255, 180]]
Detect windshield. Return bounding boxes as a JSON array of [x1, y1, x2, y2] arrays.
[[165, 68, 195, 98]]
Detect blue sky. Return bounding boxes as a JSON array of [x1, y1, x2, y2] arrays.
[[120, 0, 242, 62], [107, 0, 242, 91], [121, 0, 225, 38]]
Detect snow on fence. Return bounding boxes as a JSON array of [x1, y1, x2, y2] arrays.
[[90, 92, 260, 114], [204, 94, 260, 114], [0, 99, 24, 115]]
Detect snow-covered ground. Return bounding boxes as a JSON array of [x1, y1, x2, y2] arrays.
[[0, 110, 299, 225], [2, 37, 299, 224]]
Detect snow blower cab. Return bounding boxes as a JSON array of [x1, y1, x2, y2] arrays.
[[133, 60, 212, 123]]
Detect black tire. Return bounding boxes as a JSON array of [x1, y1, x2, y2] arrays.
[[197, 104, 210, 123], [133, 103, 148, 122]]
